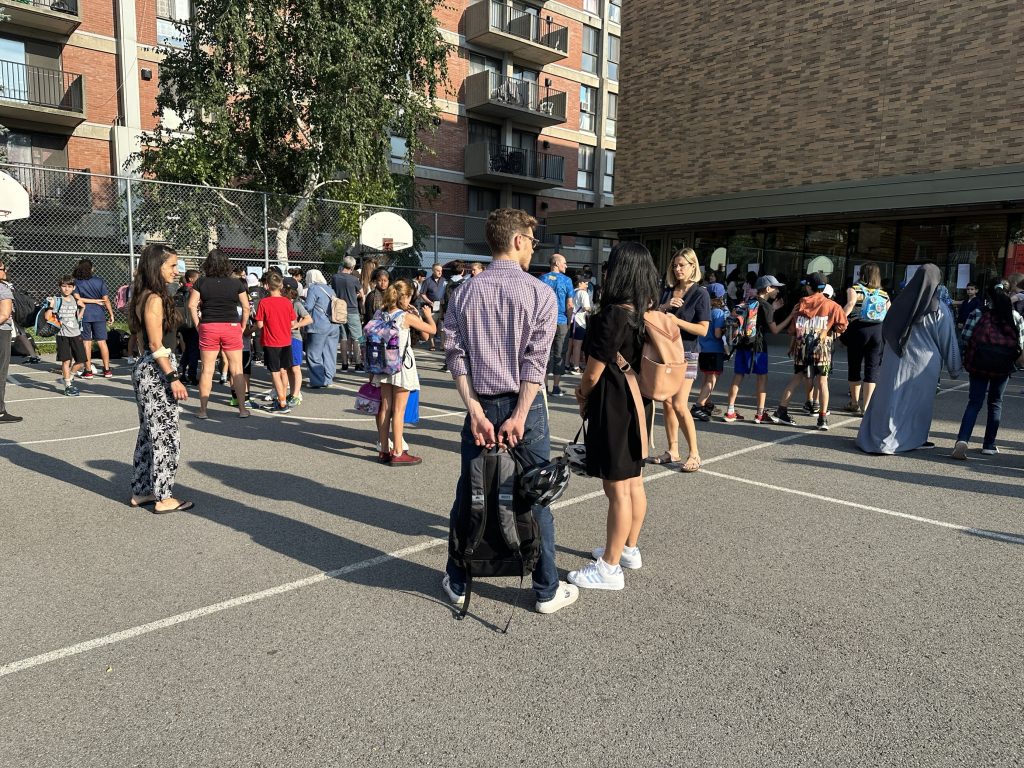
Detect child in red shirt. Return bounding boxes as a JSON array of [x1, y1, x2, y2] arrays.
[[255, 273, 298, 414]]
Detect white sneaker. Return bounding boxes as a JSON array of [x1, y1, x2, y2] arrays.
[[89, 363, 99, 374], [951, 440, 968, 460], [592, 545, 642, 570], [568, 558, 625, 591], [535, 581, 580, 614], [981, 446, 999, 455], [441, 574, 465, 607]]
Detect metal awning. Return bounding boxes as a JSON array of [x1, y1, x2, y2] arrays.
[[547, 164, 1024, 237]]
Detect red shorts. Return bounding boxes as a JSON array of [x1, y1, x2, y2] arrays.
[[199, 322, 243, 352]]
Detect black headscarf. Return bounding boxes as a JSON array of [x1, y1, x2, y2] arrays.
[[882, 263, 942, 357]]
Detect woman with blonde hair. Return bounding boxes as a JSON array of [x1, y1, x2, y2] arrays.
[[368, 279, 435, 465], [650, 248, 710, 472]]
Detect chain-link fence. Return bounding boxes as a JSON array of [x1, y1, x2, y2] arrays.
[[0, 164, 500, 323]]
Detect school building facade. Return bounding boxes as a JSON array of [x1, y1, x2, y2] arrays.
[[547, 0, 1024, 293]]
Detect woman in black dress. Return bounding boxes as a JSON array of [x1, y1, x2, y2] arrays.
[[571, 242, 660, 591]]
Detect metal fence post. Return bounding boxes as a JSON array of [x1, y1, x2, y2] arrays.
[[262, 192, 270, 271], [434, 212, 439, 264], [125, 176, 136, 275]]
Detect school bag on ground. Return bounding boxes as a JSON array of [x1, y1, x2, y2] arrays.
[[33, 296, 64, 338], [964, 313, 1022, 378], [363, 309, 408, 375], [448, 447, 541, 624], [638, 310, 686, 402], [855, 285, 888, 322], [107, 329, 127, 359]]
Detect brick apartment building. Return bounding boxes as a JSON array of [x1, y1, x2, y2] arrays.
[[549, 0, 1024, 293], [0, 0, 619, 268]]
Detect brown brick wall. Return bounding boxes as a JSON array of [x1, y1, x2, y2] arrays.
[[68, 135, 112, 174], [617, 0, 1024, 206], [62, 45, 119, 125]]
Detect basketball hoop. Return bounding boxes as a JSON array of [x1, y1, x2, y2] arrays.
[[360, 211, 413, 252], [0, 172, 30, 221]]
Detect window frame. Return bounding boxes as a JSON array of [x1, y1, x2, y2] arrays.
[[607, 34, 620, 81], [577, 145, 595, 191], [582, 25, 600, 75], [579, 84, 597, 133]]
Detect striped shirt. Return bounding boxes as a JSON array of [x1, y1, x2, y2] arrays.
[[444, 259, 556, 395]]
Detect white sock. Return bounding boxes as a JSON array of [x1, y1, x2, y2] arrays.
[[597, 557, 621, 574]]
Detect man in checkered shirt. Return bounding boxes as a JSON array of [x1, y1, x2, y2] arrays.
[[440, 208, 580, 615]]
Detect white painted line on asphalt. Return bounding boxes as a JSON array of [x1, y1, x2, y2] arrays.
[[700, 468, 1024, 546], [6, 394, 109, 404], [0, 427, 139, 447], [0, 537, 447, 679]]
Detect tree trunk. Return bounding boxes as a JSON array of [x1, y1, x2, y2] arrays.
[[273, 176, 318, 265]]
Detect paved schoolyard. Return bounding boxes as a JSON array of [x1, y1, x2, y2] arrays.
[[1, 340, 1022, 767]]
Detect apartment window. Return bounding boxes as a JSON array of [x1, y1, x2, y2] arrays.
[[157, 0, 191, 48], [579, 85, 597, 133], [609, 0, 621, 24], [468, 187, 499, 213], [576, 202, 593, 246], [582, 26, 600, 75], [603, 149, 615, 194], [468, 52, 501, 76], [577, 145, 595, 190], [607, 35, 620, 81], [511, 192, 536, 216], [512, 65, 539, 85], [469, 119, 501, 147], [389, 136, 408, 162], [604, 92, 617, 138], [583, 0, 600, 15]]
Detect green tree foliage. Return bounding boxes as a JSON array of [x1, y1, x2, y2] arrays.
[[134, 0, 449, 262]]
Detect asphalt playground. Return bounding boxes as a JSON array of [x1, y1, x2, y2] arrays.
[[1, 338, 1022, 767]]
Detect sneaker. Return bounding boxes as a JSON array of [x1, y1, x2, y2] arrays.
[[0, 411, 23, 423], [230, 396, 239, 407], [89, 363, 99, 375], [802, 399, 817, 415], [261, 393, 275, 402], [951, 440, 968, 460], [723, 410, 744, 422], [535, 581, 580, 614], [816, 414, 829, 431], [219, 375, 229, 386], [551, 386, 563, 397], [354, 364, 365, 372], [753, 411, 768, 424], [843, 401, 863, 415], [704, 400, 718, 414], [981, 446, 999, 456], [441, 574, 465, 607], [390, 451, 422, 466], [64, 385, 80, 397], [80, 370, 94, 380], [568, 559, 625, 591], [341, 364, 349, 371], [689, 403, 704, 417], [592, 545, 642, 570], [772, 407, 797, 426], [244, 398, 257, 409], [693, 406, 711, 422], [102, 369, 113, 379], [286, 396, 302, 407], [270, 402, 291, 415]]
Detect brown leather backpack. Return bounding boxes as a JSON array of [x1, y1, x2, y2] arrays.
[[639, 310, 687, 401]]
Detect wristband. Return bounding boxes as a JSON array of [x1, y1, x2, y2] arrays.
[[164, 371, 180, 383], [152, 346, 172, 359]]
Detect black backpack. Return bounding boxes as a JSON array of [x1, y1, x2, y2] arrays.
[[10, 287, 39, 328], [448, 448, 540, 624], [107, 328, 127, 359]]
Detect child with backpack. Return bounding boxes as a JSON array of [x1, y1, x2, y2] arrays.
[[771, 272, 849, 430], [254, 273, 298, 414], [722, 275, 791, 423], [692, 282, 728, 421], [952, 280, 1024, 458], [364, 279, 435, 465], [47, 276, 87, 396], [841, 262, 890, 415]]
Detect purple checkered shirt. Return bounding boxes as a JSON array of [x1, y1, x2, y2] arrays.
[[443, 259, 556, 395]]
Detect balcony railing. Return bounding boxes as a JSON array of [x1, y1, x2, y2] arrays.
[[11, 0, 80, 13], [5, 163, 93, 209], [485, 72, 567, 121], [489, 143, 563, 181], [0, 59, 85, 113], [488, 1, 568, 55]]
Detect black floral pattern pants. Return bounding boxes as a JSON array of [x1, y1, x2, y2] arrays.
[[131, 354, 180, 500]]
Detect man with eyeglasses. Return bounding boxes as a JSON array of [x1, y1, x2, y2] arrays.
[[441, 208, 579, 615], [0, 260, 23, 423], [539, 252, 575, 396]]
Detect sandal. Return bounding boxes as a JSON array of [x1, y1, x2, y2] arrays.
[[129, 496, 157, 508], [153, 500, 194, 514], [646, 449, 681, 465], [679, 455, 702, 473]]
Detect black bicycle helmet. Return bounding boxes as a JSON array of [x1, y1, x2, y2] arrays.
[[512, 452, 571, 507]]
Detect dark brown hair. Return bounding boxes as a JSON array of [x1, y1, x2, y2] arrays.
[[858, 262, 882, 290], [201, 248, 233, 278], [129, 243, 179, 335], [485, 208, 538, 253]]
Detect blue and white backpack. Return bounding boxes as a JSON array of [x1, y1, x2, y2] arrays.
[[856, 285, 889, 323]]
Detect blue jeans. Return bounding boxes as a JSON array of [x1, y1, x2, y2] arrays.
[[306, 327, 340, 386], [956, 373, 1009, 449], [445, 393, 559, 602]]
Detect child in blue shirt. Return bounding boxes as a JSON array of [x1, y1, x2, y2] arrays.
[[692, 283, 727, 420]]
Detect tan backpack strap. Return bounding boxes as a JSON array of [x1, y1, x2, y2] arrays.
[[616, 352, 649, 459]]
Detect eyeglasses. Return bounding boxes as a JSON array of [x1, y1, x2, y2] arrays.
[[520, 234, 541, 248]]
